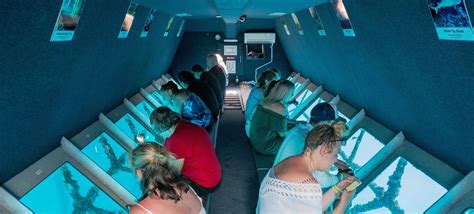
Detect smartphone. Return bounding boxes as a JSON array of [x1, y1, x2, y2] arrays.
[[346, 180, 361, 191]]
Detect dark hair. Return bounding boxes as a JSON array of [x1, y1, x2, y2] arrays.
[[257, 70, 277, 89], [267, 68, 281, 78], [150, 107, 181, 132], [192, 64, 204, 73], [161, 81, 179, 94], [310, 103, 336, 124], [129, 142, 189, 202], [178, 71, 196, 86], [305, 121, 348, 153]]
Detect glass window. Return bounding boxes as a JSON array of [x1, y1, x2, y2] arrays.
[[150, 91, 165, 106], [296, 98, 323, 122], [338, 111, 350, 122], [339, 128, 384, 171], [20, 162, 126, 213], [115, 114, 155, 144], [136, 100, 155, 118], [289, 89, 313, 118], [82, 133, 142, 198], [464, 208, 474, 214], [350, 157, 447, 213], [294, 81, 303, 92]]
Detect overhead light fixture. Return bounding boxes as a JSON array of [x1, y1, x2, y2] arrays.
[[216, 15, 222, 18], [269, 12, 286, 17], [176, 13, 192, 17]]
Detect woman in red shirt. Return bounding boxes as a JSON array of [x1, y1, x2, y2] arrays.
[[150, 106, 222, 197]]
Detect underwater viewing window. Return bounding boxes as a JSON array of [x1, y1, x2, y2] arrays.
[[82, 133, 142, 198], [136, 100, 155, 118], [115, 113, 155, 144], [296, 97, 323, 122], [339, 128, 384, 171], [288, 89, 313, 118], [20, 162, 126, 213], [246, 44, 265, 60], [338, 111, 350, 122], [350, 157, 447, 213], [464, 208, 474, 214], [150, 91, 165, 106]]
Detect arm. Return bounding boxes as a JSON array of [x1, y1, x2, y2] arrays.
[[321, 177, 356, 211]]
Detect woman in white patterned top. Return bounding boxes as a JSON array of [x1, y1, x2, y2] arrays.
[[258, 121, 359, 214]]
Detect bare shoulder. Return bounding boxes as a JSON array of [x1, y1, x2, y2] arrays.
[[129, 204, 149, 214], [274, 157, 316, 183]]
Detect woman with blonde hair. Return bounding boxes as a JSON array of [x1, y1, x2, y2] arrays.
[[129, 142, 206, 214], [258, 121, 359, 213], [249, 80, 295, 155]]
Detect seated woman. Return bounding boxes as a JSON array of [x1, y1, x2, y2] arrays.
[[150, 107, 222, 198], [159, 81, 212, 130], [258, 121, 358, 214], [129, 142, 205, 214], [245, 69, 278, 137], [249, 80, 295, 155]]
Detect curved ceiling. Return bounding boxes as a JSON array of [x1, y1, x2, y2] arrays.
[[134, 0, 329, 19]]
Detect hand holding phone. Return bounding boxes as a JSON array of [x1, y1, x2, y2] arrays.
[[346, 180, 361, 192]]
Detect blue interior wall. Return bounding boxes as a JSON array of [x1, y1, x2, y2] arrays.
[[169, 19, 292, 81], [276, 1, 474, 174], [0, 1, 183, 183]]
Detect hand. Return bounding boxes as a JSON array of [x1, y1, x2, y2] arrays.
[[340, 187, 356, 202], [136, 133, 145, 143], [335, 176, 360, 191]]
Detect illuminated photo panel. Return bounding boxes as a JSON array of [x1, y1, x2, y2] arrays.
[[20, 163, 126, 213], [163, 16, 175, 37], [176, 20, 186, 37], [282, 20, 291, 35], [339, 128, 384, 171], [118, 2, 138, 38], [350, 157, 447, 213], [50, 0, 86, 42], [309, 6, 326, 36], [136, 100, 155, 118], [332, 0, 356, 37], [82, 133, 142, 198], [291, 13, 304, 35], [140, 9, 156, 38], [427, 0, 474, 41], [296, 98, 323, 122], [115, 113, 155, 144]]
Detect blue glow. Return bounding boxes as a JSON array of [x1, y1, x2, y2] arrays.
[[20, 163, 126, 213], [339, 128, 384, 170], [296, 98, 323, 121], [464, 208, 474, 214], [82, 133, 142, 198], [350, 157, 447, 213], [115, 113, 155, 144], [136, 100, 155, 118], [294, 82, 303, 92]]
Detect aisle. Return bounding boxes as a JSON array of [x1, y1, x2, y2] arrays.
[[210, 88, 259, 214]]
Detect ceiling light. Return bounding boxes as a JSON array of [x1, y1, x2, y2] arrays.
[[269, 12, 286, 17], [176, 13, 192, 17], [216, 15, 222, 18]]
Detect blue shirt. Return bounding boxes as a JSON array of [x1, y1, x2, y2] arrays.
[[182, 93, 212, 128], [245, 87, 264, 120]]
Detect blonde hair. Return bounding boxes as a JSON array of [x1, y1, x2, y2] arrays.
[[304, 121, 348, 153], [263, 80, 295, 105], [129, 142, 189, 202]]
